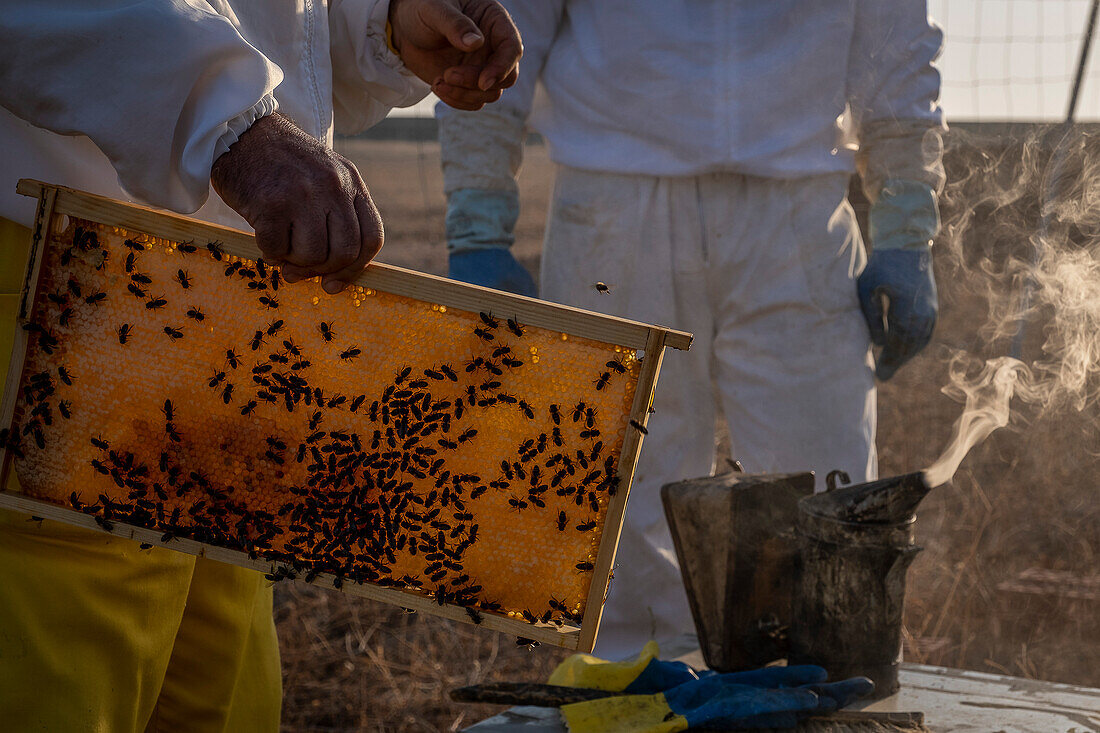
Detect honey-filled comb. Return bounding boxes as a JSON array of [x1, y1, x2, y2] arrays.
[[0, 181, 691, 650]]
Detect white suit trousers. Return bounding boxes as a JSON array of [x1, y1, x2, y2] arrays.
[[539, 166, 878, 660]]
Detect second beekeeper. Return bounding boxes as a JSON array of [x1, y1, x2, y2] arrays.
[[437, 0, 946, 659]]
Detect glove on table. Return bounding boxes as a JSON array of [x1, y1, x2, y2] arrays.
[[551, 642, 874, 732]]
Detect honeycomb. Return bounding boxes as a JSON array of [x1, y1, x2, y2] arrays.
[[4, 215, 645, 632]]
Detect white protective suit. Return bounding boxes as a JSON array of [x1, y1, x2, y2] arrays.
[[438, 0, 946, 659], [0, 3, 428, 728], [0, 0, 428, 230]]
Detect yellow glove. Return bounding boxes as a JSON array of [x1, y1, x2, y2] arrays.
[[549, 640, 663, 692]]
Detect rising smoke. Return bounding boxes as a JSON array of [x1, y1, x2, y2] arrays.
[[921, 126, 1100, 487]]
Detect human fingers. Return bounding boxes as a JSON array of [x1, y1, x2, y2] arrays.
[[443, 63, 518, 92], [278, 262, 320, 284], [253, 216, 291, 264], [442, 64, 482, 89], [418, 0, 485, 52], [321, 193, 384, 293], [434, 81, 503, 110], [491, 64, 518, 90], [471, 1, 521, 90], [285, 209, 329, 272], [318, 193, 362, 291]]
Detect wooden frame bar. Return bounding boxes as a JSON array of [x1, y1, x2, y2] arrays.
[[15, 181, 693, 352], [0, 186, 56, 487], [1, 181, 693, 652], [576, 328, 667, 650]]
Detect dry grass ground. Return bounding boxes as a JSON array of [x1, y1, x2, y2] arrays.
[[272, 137, 1099, 732]]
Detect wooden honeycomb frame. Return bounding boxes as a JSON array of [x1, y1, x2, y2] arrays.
[[0, 180, 692, 651]]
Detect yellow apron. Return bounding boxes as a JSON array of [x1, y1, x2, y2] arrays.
[[0, 219, 281, 732]]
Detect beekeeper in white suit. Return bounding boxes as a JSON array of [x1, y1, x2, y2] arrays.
[[437, 1, 945, 659], [0, 1, 519, 729]]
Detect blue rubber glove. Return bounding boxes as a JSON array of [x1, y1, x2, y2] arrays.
[[666, 668, 874, 730], [624, 656, 711, 694], [445, 188, 536, 297], [858, 179, 939, 381], [449, 249, 536, 297]]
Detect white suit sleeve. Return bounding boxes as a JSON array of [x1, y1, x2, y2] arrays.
[[437, 0, 566, 195], [0, 1, 282, 214], [847, 1, 947, 199], [328, 0, 431, 135]]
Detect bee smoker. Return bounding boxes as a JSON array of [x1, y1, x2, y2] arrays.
[[788, 471, 930, 697], [664, 469, 932, 696], [661, 470, 816, 671]]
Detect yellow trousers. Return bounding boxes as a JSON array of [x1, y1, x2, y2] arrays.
[[0, 219, 281, 732]]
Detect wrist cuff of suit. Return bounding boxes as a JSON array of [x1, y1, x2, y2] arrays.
[[212, 94, 279, 165], [868, 179, 938, 251], [446, 188, 520, 254]]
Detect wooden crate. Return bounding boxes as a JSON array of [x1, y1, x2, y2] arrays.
[[0, 180, 691, 651]]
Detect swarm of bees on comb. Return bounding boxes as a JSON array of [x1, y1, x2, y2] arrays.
[[3, 216, 646, 638]]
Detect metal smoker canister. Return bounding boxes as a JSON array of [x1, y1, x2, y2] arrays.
[[788, 497, 922, 698]]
